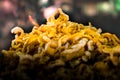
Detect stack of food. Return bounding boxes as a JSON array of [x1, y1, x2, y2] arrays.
[[0, 8, 120, 80]]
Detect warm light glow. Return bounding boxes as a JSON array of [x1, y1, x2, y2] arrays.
[[43, 6, 57, 19], [40, 0, 48, 4]]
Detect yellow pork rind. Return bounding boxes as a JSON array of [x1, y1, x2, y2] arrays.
[[2, 8, 120, 65]]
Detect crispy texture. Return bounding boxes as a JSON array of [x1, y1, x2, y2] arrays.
[[1, 8, 120, 80], [9, 8, 120, 61]]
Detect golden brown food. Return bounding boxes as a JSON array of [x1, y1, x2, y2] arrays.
[[0, 8, 120, 80]]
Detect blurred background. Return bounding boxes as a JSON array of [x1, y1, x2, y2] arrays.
[[0, 0, 120, 51]]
